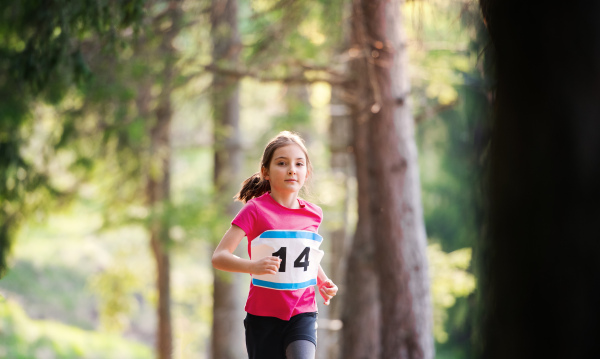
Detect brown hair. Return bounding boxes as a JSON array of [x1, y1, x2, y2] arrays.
[[235, 131, 312, 203]]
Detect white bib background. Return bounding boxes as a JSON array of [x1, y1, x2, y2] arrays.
[[251, 230, 324, 290]]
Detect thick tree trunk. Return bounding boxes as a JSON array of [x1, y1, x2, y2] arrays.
[[343, 0, 433, 358], [385, 2, 433, 358], [210, 1, 245, 358], [478, 1, 600, 359]]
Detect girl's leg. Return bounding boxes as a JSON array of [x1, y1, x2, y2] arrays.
[[285, 340, 316, 359]]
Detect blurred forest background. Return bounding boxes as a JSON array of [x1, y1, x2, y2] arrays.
[[0, 0, 490, 358]]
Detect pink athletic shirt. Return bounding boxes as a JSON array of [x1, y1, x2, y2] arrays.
[[232, 192, 323, 321]]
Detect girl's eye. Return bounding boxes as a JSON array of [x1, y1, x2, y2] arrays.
[[277, 161, 285, 166], [296, 162, 305, 166]]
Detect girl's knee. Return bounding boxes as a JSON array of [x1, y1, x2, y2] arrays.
[[285, 340, 316, 359]]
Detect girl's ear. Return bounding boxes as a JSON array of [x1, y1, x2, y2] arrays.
[[261, 166, 269, 180]]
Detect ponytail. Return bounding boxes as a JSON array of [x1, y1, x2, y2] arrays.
[[234, 172, 271, 203]]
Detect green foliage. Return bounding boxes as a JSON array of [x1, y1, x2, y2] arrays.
[[0, 0, 147, 276], [0, 298, 152, 359], [418, 94, 480, 251], [0, 259, 97, 330], [0, 195, 215, 358], [1, 194, 205, 353], [56, 0, 217, 248], [428, 243, 475, 344], [0, 0, 144, 94], [406, 1, 491, 357], [88, 264, 140, 333], [240, 0, 345, 78]]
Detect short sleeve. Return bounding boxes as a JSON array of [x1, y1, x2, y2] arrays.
[[316, 204, 324, 220], [231, 201, 257, 236]]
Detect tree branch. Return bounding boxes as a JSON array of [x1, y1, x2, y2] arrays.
[[200, 63, 347, 85]]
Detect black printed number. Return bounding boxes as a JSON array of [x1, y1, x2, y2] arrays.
[[272, 247, 287, 272], [271, 247, 310, 272], [293, 247, 310, 272]]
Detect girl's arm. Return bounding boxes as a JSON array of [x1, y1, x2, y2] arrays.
[[212, 225, 281, 275], [317, 265, 338, 305]]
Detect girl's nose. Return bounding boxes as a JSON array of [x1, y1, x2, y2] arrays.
[[289, 169, 295, 174]]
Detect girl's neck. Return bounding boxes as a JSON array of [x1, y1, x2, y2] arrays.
[[269, 190, 300, 209]]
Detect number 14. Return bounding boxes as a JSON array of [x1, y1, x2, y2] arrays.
[[272, 247, 310, 272]]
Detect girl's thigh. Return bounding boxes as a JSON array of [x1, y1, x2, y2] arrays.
[[244, 312, 317, 359]]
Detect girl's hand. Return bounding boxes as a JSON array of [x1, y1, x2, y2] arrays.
[[318, 279, 338, 305], [250, 256, 281, 275]]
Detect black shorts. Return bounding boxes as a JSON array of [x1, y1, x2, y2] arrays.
[[244, 312, 317, 359]]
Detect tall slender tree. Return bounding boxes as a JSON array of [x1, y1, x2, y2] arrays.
[[326, 78, 353, 359], [145, 2, 182, 358], [210, 0, 245, 358]]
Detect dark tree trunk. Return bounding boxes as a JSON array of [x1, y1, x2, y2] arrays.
[[210, 1, 245, 358], [478, 1, 600, 359], [343, 0, 433, 358]]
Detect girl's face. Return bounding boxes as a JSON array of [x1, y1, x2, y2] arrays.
[[263, 144, 309, 196]]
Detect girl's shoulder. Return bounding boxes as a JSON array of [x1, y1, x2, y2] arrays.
[[246, 193, 268, 208], [234, 197, 259, 218], [298, 198, 323, 217]]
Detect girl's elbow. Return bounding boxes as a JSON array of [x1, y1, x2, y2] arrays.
[[211, 252, 221, 269]]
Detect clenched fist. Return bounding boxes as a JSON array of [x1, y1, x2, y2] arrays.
[[318, 279, 338, 305], [250, 256, 281, 275]]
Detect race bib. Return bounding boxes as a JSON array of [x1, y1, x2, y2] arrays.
[[251, 230, 324, 290]]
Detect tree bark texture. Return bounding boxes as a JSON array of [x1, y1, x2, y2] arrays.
[[341, 100, 381, 359], [210, 1, 245, 358], [385, 2, 433, 358], [478, 1, 600, 359], [342, 0, 433, 358]]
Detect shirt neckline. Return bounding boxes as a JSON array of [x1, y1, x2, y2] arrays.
[[265, 192, 306, 209]]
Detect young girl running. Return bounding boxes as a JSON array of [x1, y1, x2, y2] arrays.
[[212, 131, 338, 359]]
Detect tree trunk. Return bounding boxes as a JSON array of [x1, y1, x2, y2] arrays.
[[210, 1, 245, 358], [147, 79, 174, 359], [343, 0, 433, 358], [145, 2, 182, 358], [326, 80, 354, 359], [478, 1, 600, 359], [341, 4, 383, 357], [341, 95, 381, 359], [139, 61, 174, 359], [385, 1, 433, 357]]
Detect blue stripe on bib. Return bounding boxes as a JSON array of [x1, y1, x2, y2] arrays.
[[252, 278, 317, 290], [258, 230, 323, 242]]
